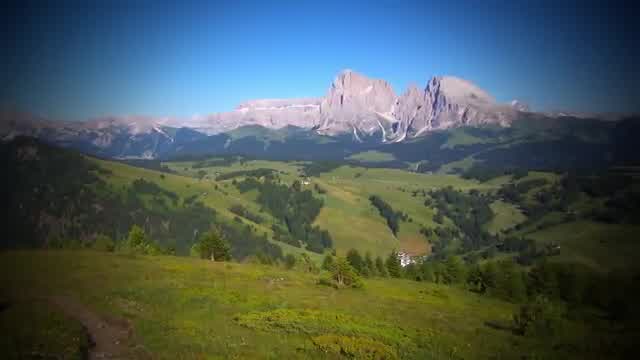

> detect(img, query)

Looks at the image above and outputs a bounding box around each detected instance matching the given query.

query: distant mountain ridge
[0,69,630,159]
[185,69,526,142]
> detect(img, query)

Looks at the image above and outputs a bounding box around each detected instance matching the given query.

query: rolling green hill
[6,136,639,273]
[3,136,640,359]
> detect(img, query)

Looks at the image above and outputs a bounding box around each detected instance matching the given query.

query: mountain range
[0,70,633,161]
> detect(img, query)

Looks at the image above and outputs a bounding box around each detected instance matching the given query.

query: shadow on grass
[484,320,516,333]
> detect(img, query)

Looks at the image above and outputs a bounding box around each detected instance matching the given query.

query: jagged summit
[1,69,535,157]
[510,100,530,112]
[431,76,496,105]
[316,70,396,138]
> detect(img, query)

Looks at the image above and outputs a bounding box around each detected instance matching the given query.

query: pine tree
[493,260,526,302]
[198,228,231,261]
[127,225,147,249]
[346,249,364,275]
[364,252,376,277]
[375,256,388,277]
[322,254,336,271]
[443,256,467,284]
[331,257,362,288]
[466,264,487,293]
[124,225,156,254]
[420,261,436,282]
[386,251,402,278]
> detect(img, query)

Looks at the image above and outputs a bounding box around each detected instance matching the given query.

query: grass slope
[0,251,597,359]
[93,158,318,260]
[347,150,397,162]
[486,200,526,234]
[164,159,514,257]
[314,166,494,256]
[526,220,640,272]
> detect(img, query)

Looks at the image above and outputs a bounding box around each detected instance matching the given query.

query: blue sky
[2,0,637,120]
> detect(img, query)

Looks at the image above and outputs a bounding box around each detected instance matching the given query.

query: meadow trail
[48,295,133,359]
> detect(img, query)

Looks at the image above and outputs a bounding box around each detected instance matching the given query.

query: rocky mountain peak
[389,76,516,141]
[323,70,396,112]
[2,70,529,156]
[427,76,496,106]
[510,100,530,112]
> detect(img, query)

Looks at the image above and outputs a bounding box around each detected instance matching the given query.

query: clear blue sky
[2,0,637,120]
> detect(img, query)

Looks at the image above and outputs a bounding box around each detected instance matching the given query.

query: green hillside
[6,137,639,274]
[1,250,630,359]
[3,137,640,359]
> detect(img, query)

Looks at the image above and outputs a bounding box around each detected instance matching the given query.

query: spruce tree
[375,256,388,277]
[386,251,402,278]
[364,252,376,277]
[198,228,231,261]
[346,249,364,275]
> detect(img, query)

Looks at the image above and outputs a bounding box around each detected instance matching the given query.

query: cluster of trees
[131,178,179,204]
[219,220,284,261]
[462,165,529,182]
[228,204,264,224]
[498,178,549,203]
[216,168,276,181]
[2,137,290,261]
[300,161,342,177]
[119,225,176,255]
[47,225,176,255]
[497,177,581,234]
[594,190,640,224]
[369,196,407,236]
[319,249,406,289]
[497,236,560,265]
[425,187,496,253]
[420,227,459,256]
[321,249,408,282]
[392,252,640,328]
[562,172,640,224]
[318,257,363,289]
[234,178,333,253]
[497,172,639,233]
[191,156,240,168]
[121,159,176,174]
[497,171,639,233]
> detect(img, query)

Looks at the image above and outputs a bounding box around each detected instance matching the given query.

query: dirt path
[49,295,132,359]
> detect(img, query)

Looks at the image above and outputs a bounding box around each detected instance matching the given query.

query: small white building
[398,252,416,267]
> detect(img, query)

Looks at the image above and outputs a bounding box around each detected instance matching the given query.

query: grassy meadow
[0,250,608,359]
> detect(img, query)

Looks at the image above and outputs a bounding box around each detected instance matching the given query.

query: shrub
[322,254,335,271]
[121,225,161,255]
[92,234,115,252]
[284,254,297,269]
[312,334,398,360]
[513,296,564,337]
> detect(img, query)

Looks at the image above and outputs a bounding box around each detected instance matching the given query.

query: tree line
[369,195,407,236]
